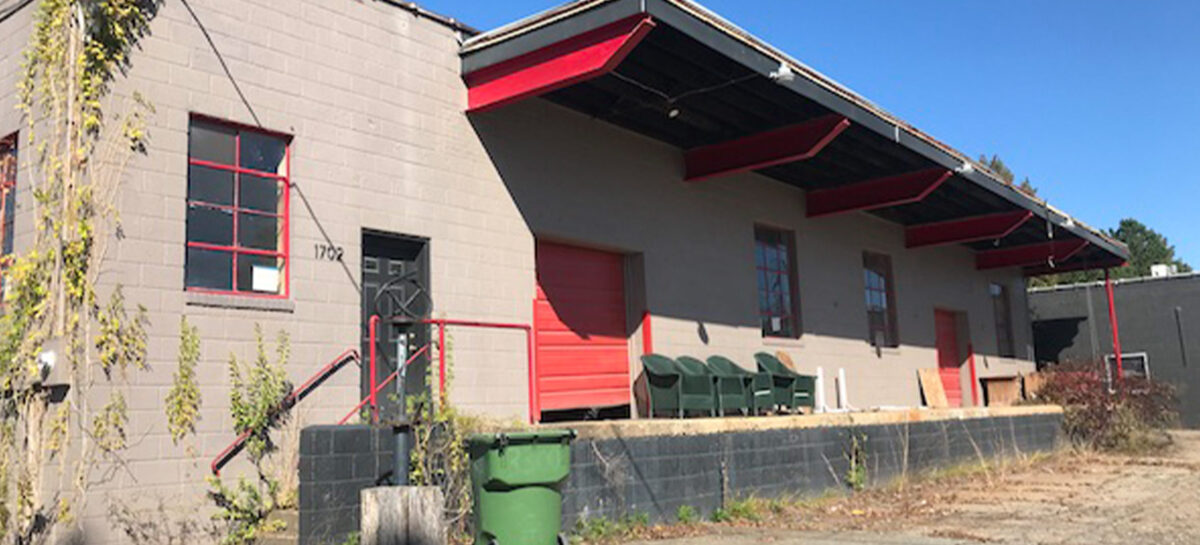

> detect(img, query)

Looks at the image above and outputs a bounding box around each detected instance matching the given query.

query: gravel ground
[620,431,1200,545]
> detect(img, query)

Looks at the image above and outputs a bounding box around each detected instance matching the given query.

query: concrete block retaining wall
[299,425,398,545]
[562,407,1063,525]
[297,407,1063,543]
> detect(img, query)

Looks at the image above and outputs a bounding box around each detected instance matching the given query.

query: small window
[863,252,898,348]
[0,132,16,259]
[990,283,1015,357]
[755,226,800,338]
[186,118,289,296]
[1104,352,1150,380]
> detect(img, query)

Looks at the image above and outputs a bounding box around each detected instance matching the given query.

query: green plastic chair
[754,352,817,413]
[639,354,683,418]
[703,356,761,415]
[676,356,719,417]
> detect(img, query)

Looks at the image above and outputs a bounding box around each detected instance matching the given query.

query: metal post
[1104,270,1124,384]
[526,324,538,424]
[369,315,380,423]
[1176,307,1189,368]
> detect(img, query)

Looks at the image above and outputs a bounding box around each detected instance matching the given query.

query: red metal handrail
[339,343,430,425]
[409,318,536,422]
[210,348,359,475]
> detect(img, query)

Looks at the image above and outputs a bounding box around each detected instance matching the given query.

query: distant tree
[1108,218,1192,279]
[1017,177,1038,197]
[978,154,1015,184]
[1030,218,1192,287]
[978,154,1038,197]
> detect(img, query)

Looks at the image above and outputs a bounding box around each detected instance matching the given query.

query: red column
[1105,269,1124,384]
[967,342,980,407]
[641,310,654,355]
[368,315,380,423]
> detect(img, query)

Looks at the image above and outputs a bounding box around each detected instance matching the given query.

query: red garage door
[534,241,630,413]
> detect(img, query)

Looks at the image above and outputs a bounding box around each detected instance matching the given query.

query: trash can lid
[468,428,576,447]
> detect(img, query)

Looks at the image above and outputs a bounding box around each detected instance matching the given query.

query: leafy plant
[845,433,868,491]
[208,327,292,545]
[675,504,698,524]
[408,330,479,543]
[165,316,202,446]
[573,513,649,542]
[725,497,762,522]
[1039,361,1178,452]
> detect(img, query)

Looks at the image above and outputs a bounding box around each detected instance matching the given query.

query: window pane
[186,205,233,245]
[766,246,780,271]
[240,174,282,213]
[188,164,234,206]
[189,121,235,165]
[755,243,765,268]
[237,254,284,293]
[186,247,233,290]
[238,212,279,251]
[239,131,287,174]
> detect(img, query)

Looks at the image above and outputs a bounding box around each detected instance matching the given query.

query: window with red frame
[863,251,899,348]
[0,132,16,261]
[755,226,800,338]
[186,118,289,296]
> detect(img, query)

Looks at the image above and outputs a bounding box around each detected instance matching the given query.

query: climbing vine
[165,316,201,447]
[207,326,291,545]
[1,1,160,543]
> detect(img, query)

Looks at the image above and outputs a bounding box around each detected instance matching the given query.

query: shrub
[1038,361,1178,452]
[675,504,698,524]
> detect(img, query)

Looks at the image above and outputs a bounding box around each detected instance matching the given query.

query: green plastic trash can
[468,429,576,545]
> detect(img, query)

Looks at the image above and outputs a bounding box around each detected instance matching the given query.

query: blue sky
[424,0,1200,265]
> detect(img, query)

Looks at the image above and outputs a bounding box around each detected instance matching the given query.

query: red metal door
[534,241,630,413]
[934,309,963,407]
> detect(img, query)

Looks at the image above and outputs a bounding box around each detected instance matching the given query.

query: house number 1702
[314,243,344,261]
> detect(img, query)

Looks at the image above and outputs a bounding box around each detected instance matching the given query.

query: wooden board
[981,376,1022,407]
[1023,372,1046,400]
[775,351,798,371]
[918,368,949,409]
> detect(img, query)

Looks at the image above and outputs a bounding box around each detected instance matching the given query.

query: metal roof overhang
[459,0,1130,275]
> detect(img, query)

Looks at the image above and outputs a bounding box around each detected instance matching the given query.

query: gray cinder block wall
[562,412,1062,525]
[298,425,398,545]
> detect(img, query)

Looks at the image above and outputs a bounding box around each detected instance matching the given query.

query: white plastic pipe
[814,366,826,413]
[837,367,850,410]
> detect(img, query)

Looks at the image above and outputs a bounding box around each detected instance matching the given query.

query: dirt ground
[621,431,1200,545]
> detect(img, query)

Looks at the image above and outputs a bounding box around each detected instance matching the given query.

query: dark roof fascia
[461,0,1130,263]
